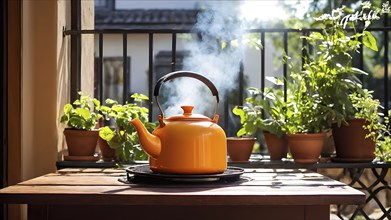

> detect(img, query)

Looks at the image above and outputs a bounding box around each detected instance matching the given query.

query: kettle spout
[129,118,161,158]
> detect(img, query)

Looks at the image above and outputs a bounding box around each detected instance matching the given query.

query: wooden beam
[7,0,22,189]
[7,0,22,219]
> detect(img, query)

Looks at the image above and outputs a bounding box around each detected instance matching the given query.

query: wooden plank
[0,184,364,206]
[18,168,345,187]
[18,174,126,186]
[0,168,365,208]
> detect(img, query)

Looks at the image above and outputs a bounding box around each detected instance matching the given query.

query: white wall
[115,0,199,9]
[94,34,192,96]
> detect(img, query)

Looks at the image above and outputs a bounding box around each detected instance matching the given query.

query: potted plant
[99,93,156,164]
[332,90,383,161]
[60,91,102,160]
[280,65,330,164]
[226,137,256,162]
[227,104,256,162]
[289,2,390,162]
[97,135,116,161]
[232,83,288,161]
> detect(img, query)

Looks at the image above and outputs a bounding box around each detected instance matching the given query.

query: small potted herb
[60,91,102,160]
[332,90,384,161]
[99,93,156,164]
[227,106,256,162]
[233,83,288,161]
[281,68,329,164]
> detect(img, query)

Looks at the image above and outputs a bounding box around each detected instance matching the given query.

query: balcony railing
[63,26,391,136]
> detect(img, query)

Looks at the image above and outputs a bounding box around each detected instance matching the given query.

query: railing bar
[171,33,177,72]
[249,27,391,32]
[384,13,389,117]
[283,32,288,102]
[301,31,307,70]
[123,33,128,103]
[63,27,391,35]
[98,33,103,104]
[70,0,81,103]
[260,32,266,119]
[261,32,265,95]
[148,33,154,122]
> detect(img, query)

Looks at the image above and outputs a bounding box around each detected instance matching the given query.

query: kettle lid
[166,106,211,122]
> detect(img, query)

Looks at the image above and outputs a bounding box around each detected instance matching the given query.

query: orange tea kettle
[130,71,227,174]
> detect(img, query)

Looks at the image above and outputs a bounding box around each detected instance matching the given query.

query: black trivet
[121,165,244,184]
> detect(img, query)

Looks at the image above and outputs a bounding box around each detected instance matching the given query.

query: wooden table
[0,167,364,220]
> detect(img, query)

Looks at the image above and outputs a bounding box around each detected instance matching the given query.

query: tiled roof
[95,9,200,30]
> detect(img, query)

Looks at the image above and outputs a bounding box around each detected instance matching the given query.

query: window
[95,56,131,103]
[94,0,114,11]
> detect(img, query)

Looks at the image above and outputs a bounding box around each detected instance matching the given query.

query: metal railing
[63,25,391,133]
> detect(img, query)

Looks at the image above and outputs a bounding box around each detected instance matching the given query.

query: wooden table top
[0,167,364,206]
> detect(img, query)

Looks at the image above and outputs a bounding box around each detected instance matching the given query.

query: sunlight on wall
[240,0,313,22]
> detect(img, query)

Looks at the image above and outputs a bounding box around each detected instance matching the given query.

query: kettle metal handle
[154,71,220,120]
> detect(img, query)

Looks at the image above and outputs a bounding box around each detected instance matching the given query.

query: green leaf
[100,105,111,113]
[236,128,247,137]
[63,103,73,114]
[105,99,118,105]
[99,126,115,141]
[362,31,378,51]
[308,32,323,40]
[351,67,369,76]
[93,99,101,108]
[232,106,244,116]
[75,108,91,120]
[60,115,69,123]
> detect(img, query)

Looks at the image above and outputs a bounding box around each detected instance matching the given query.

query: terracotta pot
[263,132,288,160]
[227,137,256,162]
[286,133,326,164]
[332,119,375,160]
[63,129,98,156]
[98,136,116,161]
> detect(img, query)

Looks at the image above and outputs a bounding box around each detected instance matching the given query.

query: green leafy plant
[302,1,390,127]
[99,93,156,163]
[349,91,391,162]
[281,2,390,133]
[60,91,102,130]
[376,111,391,162]
[350,89,382,133]
[282,68,331,134]
[233,81,286,138]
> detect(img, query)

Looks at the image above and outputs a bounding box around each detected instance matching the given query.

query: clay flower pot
[332,119,375,161]
[63,129,99,156]
[286,132,326,164]
[263,132,288,160]
[227,137,256,162]
[98,136,116,161]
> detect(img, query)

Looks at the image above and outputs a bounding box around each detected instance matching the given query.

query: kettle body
[130,71,227,174]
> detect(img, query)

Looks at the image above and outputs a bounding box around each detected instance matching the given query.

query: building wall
[6,0,89,219]
[94,34,190,96]
[22,0,58,183]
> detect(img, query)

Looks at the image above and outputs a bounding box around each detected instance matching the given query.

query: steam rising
[162,1,247,117]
